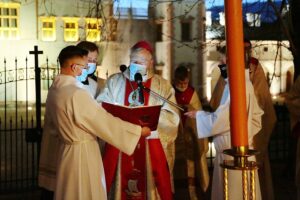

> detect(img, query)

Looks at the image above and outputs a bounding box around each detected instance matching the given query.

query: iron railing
[0,51,59,193]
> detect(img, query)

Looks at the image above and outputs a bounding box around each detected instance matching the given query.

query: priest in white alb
[38,45,151,200]
[185,47,263,200]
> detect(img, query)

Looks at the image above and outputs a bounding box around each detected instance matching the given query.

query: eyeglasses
[88,58,97,63]
[72,63,89,70]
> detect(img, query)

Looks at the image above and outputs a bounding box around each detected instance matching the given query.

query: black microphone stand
[132,72,184,111]
[141,85,185,111]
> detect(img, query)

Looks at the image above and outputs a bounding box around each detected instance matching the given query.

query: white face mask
[129,62,148,82]
[87,63,97,75]
[176,86,188,92]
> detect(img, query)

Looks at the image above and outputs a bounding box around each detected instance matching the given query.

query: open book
[102,102,162,131]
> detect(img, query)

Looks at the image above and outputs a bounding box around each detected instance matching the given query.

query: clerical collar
[82,78,89,85]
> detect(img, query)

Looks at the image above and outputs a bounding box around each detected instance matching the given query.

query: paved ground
[0,162,297,200]
[272,163,297,200]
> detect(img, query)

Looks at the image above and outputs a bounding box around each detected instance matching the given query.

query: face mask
[87,63,97,75]
[176,86,188,92]
[129,62,148,82]
[76,68,88,82]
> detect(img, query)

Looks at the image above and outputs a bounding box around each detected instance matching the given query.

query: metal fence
[269,104,293,162]
[0,47,59,193]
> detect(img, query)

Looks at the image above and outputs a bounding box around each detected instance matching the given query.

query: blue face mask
[129,62,147,82]
[87,63,97,75]
[76,68,88,82]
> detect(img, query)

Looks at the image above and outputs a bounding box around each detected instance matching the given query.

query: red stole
[175,86,194,125]
[103,78,173,200]
[250,57,258,66]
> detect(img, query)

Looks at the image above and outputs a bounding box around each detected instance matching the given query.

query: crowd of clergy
[37,39,300,200]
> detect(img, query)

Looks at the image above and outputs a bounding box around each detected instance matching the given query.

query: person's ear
[71,64,76,72]
[149,58,154,67]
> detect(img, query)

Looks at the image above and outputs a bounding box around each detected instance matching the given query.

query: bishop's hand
[184,110,198,119]
[141,126,151,137]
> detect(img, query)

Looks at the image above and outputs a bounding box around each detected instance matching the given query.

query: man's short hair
[58,46,88,67]
[76,41,99,53]
[174,65,190,81]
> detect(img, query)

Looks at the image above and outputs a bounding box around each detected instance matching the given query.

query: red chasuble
[174,85,194,125]
[103,78,173,200]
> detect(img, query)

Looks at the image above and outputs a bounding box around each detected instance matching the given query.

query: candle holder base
[221,146,259,200]
[222,147,259,170]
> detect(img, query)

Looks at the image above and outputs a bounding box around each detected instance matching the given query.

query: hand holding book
[141,127,151,137]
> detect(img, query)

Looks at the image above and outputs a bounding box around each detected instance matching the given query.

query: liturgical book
[102,102,161,131]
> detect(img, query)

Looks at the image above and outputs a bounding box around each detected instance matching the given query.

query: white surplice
[196,70,263,200]
[82,76,105,99]
[210,61,276,200]
[97,70,180,199]
[39,74,142,200]
[249,61,276,200]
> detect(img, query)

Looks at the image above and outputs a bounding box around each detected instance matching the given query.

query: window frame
[180,20,192,42]
[40,16,56,41]
[85,18,101,42]
[62,17,79,42]
[0,2,20,40]
[155,20,163,42]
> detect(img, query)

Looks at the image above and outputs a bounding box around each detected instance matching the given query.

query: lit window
[85,18,101,42]
[246,13,261,27]
[0,3,20,40]
[113,0,149,19]
[63,17,79,42]
[40,16,56,41]
[206,11,212,26]
[219,12,225,26]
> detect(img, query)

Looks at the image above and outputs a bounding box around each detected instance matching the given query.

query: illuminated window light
[0,2,20,40]
[246,13,261,27]
[206,76,212,101]
[219,12,225,26]
[40,16,56,41]
[206,11,212,26]
[62,17,79,42]
[207,141,216,158]
[85,18,101,42]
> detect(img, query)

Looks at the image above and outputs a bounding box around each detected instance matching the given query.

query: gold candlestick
[221,146,258,200]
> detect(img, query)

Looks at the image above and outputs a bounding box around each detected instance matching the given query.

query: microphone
[134,73,143,85]
[134,73,184,111]
[134,73,144,104]
[120,65,128,73]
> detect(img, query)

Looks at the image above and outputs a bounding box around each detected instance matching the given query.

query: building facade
[0,0,294,102]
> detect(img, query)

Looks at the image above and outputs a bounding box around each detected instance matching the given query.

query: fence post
[29,46,43,157]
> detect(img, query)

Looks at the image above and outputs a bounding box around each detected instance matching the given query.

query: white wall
[1,0,294,103]
[153,0,202,85]
[205,40,294,100]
